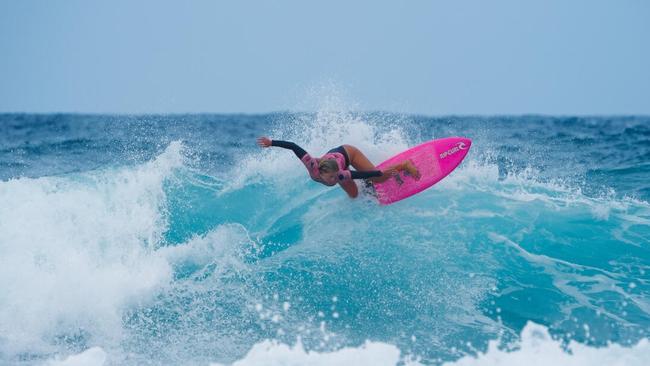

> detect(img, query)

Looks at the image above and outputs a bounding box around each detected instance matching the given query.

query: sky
[1,0,649,115]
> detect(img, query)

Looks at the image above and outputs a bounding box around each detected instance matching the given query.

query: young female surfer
[257,137,420,198]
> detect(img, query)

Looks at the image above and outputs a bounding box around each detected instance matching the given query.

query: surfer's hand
[257,137,272,148]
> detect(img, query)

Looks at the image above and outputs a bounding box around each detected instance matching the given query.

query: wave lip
[0,142,185,358]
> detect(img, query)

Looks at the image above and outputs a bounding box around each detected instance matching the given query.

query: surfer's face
[319,171,336,182]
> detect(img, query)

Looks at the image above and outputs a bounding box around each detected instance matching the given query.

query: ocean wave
[1,111,649,365]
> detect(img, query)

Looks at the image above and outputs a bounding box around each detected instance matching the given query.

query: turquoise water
[0,112,648,365]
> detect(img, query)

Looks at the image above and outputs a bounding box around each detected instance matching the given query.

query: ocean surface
[0,111,649,365]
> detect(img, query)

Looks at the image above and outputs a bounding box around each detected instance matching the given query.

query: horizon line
[1,110,649,119]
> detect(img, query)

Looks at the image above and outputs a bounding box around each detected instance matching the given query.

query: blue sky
[1,0,648,115]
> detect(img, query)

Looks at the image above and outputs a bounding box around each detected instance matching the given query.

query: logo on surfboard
[439,142,467,159]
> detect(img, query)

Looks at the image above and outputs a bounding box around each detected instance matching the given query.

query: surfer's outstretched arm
[257,137,307,159]
[270,140,307,159]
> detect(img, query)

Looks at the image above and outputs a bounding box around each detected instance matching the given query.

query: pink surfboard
[373,137,472,205]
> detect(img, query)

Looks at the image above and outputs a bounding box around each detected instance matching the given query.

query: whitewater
[0,110,648,365]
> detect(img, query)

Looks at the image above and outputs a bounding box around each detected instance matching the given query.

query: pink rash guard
[300,152,352,186]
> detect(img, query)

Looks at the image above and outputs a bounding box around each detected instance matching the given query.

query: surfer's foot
[401,161,420,180]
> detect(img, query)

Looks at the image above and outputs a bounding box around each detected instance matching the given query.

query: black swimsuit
[327,145,351,167]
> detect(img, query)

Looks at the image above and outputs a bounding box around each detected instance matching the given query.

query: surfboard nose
[435,137,471,172]
[437,137,471,156]
[459,137,472,152]
[455,137,472,147]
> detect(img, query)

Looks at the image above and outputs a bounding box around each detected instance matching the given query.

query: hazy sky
[1,0,649,115]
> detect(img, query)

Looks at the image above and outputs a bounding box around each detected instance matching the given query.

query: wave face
[0,111,649,365]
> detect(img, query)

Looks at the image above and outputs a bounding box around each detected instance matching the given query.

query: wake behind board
[373,137,472,205]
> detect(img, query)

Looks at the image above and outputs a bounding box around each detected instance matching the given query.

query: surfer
[257,137,420,198]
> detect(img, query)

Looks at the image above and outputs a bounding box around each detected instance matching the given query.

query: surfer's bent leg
[343,145,376,170]
[343,145,395,183]
[344,145,420,182]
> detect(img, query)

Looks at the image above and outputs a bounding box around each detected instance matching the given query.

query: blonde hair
[318,159,338,173]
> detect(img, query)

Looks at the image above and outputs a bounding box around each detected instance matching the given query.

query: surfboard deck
[373,137,472,205]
